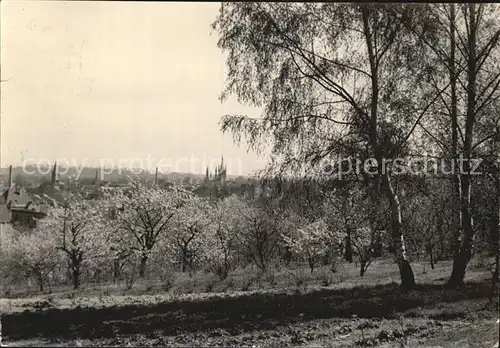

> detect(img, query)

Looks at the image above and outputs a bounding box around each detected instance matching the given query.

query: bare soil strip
[2,280,498,347]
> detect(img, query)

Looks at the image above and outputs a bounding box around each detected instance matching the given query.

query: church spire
[7,165,12,187]
[95,169,99,186]
[51,162,58,186]
[220,155,226,182]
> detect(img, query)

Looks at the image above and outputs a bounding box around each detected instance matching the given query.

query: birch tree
[401,4,500,286]
[213,3,444,290]
[416,4,500,287]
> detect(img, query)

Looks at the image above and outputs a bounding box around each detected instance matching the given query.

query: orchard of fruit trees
[0,179,355,291]
[0,169,497,294]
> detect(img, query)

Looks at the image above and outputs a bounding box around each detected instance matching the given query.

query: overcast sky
[1,1,264,176]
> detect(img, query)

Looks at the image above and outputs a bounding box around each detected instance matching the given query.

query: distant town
[0,156,257,229]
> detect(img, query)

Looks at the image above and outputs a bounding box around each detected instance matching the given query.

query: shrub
[158,267,176,292]
[317,267,334,286]
[204,275,218,292]
[291,268,309,288]
[264,270,277,287]
[283,219,342,274]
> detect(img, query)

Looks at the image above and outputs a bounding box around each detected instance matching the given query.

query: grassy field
[1,257,498,347]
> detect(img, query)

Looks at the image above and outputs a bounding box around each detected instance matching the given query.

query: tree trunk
[491,171,499,301]
[449,3,463,260]
[448,249,469,288]
[181,249,188,273]
[360,262,366,277]
[70,251,82,290]
[72,267,80,290]
[435,214,446,260]
[66,264,72,286]
[113,259,120,282]
[283,246,292,265]
[36,270,44,292]
[448,173,475,287]
[492,240,499,302]
[139,254,148,278]
[345,230,353,263]
[491,171,500,255]
[309,258,315,274]
[383,173,416,291]
[426,239,435,270]
[259,248,266,273]
[429,244,435,270]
